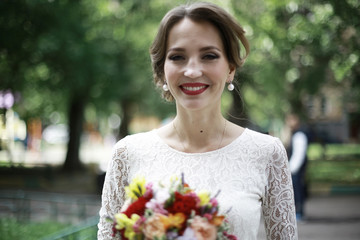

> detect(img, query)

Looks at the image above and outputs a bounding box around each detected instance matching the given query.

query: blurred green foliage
[307,143,360,186]
[308,143,360,160]
[230,0,359,127]
[307,160,360,185]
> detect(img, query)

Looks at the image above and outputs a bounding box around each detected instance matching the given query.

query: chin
[178,100,214,111]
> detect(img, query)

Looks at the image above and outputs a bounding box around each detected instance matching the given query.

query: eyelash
[203,54,219,60]
[168,53,219,61]
[168,55,184,61]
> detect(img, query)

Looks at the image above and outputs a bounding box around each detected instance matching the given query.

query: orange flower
[210,215,225,226]
[191,216,217,240]
[183,183,193,194]
[143,213,166,239]
[160,213,186,229]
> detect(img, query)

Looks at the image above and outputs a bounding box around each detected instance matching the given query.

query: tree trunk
[118,100,131,140]
[63,93,86,172]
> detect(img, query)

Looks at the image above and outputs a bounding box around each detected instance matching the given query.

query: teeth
[182,86,206,91]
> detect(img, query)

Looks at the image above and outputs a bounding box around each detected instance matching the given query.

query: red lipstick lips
[180,83,209,95]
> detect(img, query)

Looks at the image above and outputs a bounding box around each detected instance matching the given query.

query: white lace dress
[97,128,298,239]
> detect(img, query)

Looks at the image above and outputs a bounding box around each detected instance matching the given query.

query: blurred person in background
[286,113,309,221]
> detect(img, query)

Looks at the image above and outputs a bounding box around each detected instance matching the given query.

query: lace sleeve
[263,138,298,240]
[97,140,130,239]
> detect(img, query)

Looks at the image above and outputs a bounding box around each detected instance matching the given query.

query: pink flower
[143,213,166,240]
[133,216,146,233]
[144,183,153,198]
[190,216,217,240]
[203,213,213,221]
[210,198,218,207]
[155,188,171,204]
[145,199,168,215]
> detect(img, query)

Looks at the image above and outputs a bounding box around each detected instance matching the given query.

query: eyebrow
[167,46,222,53]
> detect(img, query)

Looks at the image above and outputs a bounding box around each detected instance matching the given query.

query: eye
[202,53,219,60]
[168,55,185,61]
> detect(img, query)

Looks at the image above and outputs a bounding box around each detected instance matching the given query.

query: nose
[184,59,202,78]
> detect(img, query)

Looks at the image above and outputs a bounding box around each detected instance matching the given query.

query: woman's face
[164,18,235,111]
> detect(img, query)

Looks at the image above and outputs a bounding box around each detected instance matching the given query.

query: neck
[172,109,227,152]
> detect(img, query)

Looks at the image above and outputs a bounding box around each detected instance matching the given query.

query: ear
[227,65,236,83]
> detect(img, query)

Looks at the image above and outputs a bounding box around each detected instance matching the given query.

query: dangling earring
[162,83,169,91]
[227,82,234,91]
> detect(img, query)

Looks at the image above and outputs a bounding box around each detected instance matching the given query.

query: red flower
[224,232,238,240]
[123,192,153,217]
[112,223,126,239]
[167,192,198,217]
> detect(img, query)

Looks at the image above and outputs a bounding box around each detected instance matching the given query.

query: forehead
[166,18,224,51]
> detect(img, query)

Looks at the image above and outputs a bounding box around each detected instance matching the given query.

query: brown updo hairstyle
[150,2,250,101]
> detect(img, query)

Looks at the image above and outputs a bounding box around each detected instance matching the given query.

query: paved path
[258,194,360,239]
[297,195,360,240]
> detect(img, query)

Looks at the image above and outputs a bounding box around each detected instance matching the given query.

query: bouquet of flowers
[108,174,237,240]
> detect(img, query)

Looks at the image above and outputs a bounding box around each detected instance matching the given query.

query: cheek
[164,63,178,80]
[212,69,228,84]
[208,62,230,80]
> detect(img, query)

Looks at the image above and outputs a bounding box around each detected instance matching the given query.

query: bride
[98,2,298,239]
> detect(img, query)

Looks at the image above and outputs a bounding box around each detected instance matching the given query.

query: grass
[0,217,98,240]
[0,218,70,240]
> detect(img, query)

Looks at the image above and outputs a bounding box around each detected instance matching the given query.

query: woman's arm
[263,138,298,240]
[97,141,130,239]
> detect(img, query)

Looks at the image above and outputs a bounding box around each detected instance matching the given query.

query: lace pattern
[97,128,298,239]
[97,144,130,239]
[262,138,298,239]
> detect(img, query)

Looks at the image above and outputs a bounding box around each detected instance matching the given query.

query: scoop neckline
[152,127,249,156]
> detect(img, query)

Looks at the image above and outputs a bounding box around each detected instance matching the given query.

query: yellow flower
[160,213,186,229]
[169,175,179,183]
[197,190,210,206]
[124,214,141,240]
[125,176,146,200]
[114,213,130,230]
[168,175,180,189]
[114,213,140,240]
